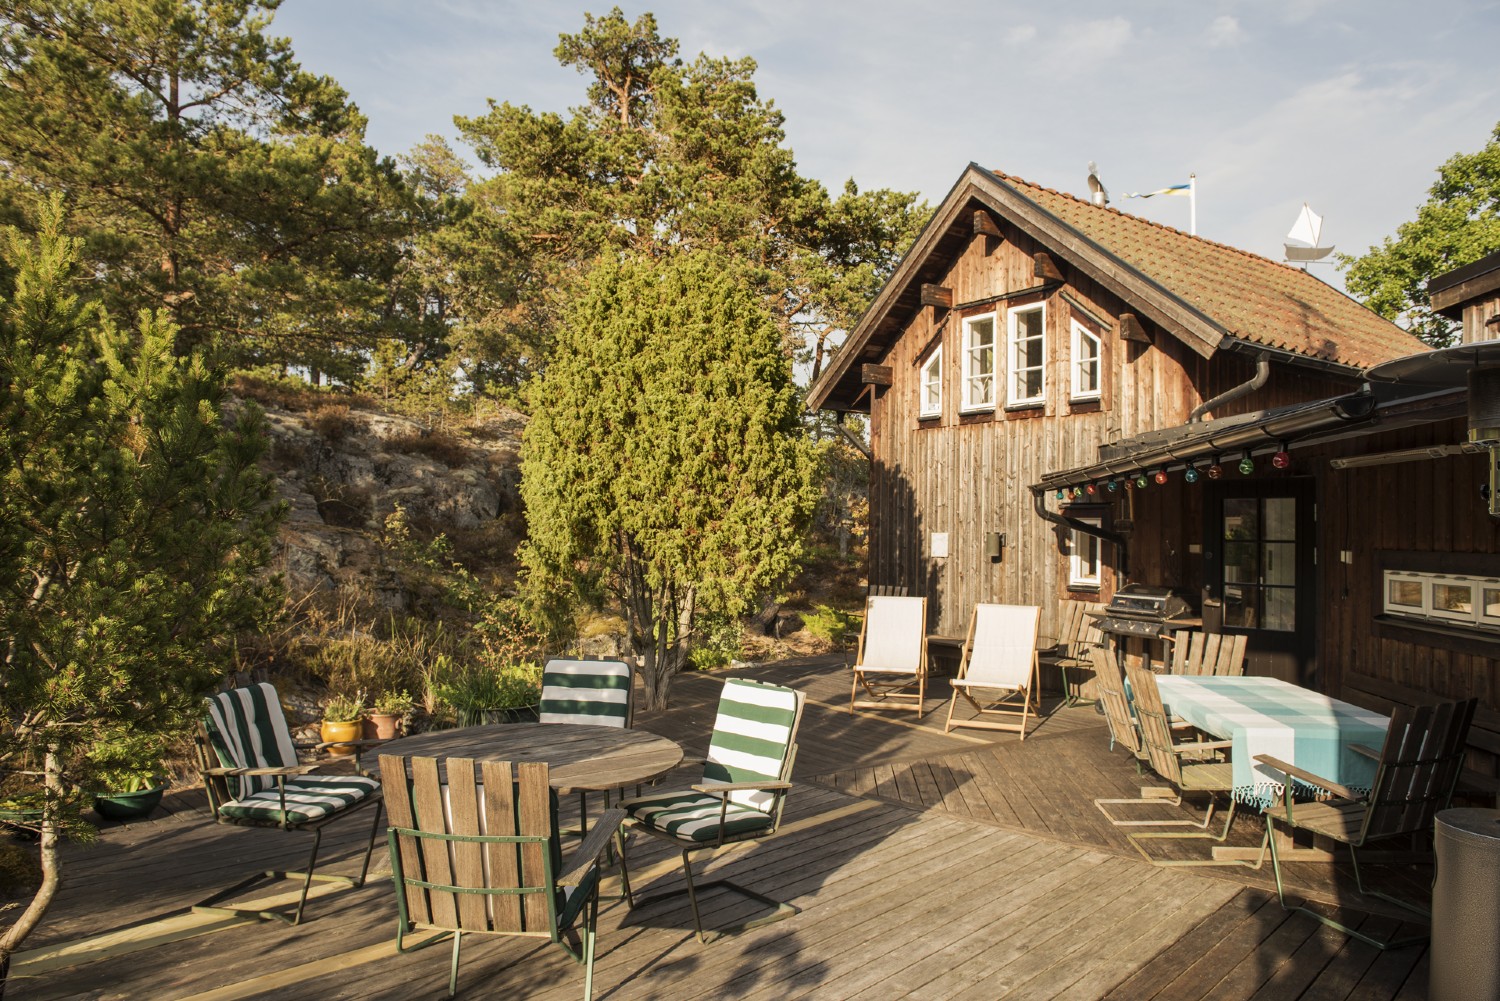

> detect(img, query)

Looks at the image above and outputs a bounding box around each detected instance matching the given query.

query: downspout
[1030,485,1131,582]
[1189,353,1270,423]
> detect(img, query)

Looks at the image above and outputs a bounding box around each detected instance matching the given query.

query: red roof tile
[993,172,1426,370]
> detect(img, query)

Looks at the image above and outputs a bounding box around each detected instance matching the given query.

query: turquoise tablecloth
[1155,676,1390,807]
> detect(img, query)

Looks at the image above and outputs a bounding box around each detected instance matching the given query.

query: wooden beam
[861,363,893,387]
[1119,312,1151,344]
[920,284,953,309]
[1033,252,1064,284]
[972,211,1002,240]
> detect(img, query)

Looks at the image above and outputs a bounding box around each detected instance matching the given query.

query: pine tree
[0,200,282,986]
[519,251,818,711]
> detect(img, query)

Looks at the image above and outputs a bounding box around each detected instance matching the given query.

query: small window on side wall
[1070,320,1101,402]
[1069,517,1103,590]
[962,313,996,412]
[919,346,942,418]
[1008,303,1046,407]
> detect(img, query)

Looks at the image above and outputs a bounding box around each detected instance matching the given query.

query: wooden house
[1037,248,1500,782]
[807,164,1424,649]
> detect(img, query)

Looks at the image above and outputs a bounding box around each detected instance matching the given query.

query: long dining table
[1154,675,1392,861]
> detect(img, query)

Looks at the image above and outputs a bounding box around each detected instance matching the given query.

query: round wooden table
[375,723,683,795]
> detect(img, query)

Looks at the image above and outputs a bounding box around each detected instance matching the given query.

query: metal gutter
[1029,485,1131,581]
[1189,353,1269,422]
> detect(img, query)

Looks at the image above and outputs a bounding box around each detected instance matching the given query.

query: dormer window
[919,346,942,418]
[961,313,996,412]
[1008,303,1046,407]
[1071,320,1101,402]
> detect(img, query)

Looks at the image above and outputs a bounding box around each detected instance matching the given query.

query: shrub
[803,604,860,647]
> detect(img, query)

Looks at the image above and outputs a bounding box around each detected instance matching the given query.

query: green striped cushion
[538,659,631,727]
[623,790,774,843]
[219,774,378,825]
[702,679,799,812]
[206,684,299,801]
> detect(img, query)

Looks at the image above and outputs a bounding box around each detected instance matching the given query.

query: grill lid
[1104,584,1193,621]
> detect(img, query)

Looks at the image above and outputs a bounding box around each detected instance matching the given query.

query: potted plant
[364,690,413,741]
[321,690,366,756]
[88,733,169,821]
[437,664,541,726]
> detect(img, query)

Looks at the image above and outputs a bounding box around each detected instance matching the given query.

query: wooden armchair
[1256,698,1476,950]
[380,755,621,998]
[1038,601,1105,705]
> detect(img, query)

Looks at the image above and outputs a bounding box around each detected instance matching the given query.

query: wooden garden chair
[615,678,804,943]
[1038,600,1106,705]
[943,603,1042,738]
[1113,662,1263,867]
[1167,630,1248,677]
[380,755,621,999]
[193,683,385,925]
[1256,698,1476,950]
[540,658,633,835]
[1092,647,1194,824]
[849,595,928,714]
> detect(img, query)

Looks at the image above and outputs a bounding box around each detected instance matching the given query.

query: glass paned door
[1204,480,1316,686]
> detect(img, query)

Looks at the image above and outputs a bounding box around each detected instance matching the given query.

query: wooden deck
[4,657,1435,1000]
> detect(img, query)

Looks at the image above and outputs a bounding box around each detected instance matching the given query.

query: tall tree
[1342,120,1500,347]
[0,0,411,376]
[452,8,926,384]
[519,251,818,711]
[0,200,282,988]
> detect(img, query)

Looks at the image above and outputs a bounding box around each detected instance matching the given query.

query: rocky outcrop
[250,398,526,605]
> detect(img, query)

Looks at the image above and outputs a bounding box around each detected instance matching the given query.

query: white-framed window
[961,313,996,412]
[1008,302,1046,406]
[1070,320,1101,402]
[1069,517,1103,590]
[919,346,942,418]
[1382,570,1500,629]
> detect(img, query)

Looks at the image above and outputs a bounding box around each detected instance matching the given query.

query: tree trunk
[0,745,64,997]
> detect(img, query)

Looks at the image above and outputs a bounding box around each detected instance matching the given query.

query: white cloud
[1206,15,1244,48]
[1056,17,1134,63]
[1006,24,1038,46]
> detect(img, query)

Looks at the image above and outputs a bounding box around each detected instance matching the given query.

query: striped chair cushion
[538,659,631,727]
[219,774,379,825]
[623,790,775,843]
[206,683,299,800]
[702,679,799,812]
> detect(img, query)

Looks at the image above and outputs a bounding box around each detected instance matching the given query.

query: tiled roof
[991,171,1427,370]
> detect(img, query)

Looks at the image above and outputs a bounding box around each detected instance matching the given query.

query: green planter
[92,784,167,821]
[478,706,539,725]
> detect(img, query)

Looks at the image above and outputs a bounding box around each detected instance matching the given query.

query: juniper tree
[0,202,281,988]
[519,251,817,711]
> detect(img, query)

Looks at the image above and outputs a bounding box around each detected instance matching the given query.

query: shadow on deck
[4,656,1432,1000]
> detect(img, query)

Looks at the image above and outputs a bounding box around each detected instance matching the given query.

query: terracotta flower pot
[321,719,361,756]
[363,712,403,741]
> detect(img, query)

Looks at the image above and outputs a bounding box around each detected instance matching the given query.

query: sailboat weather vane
[1284,203,1334,269]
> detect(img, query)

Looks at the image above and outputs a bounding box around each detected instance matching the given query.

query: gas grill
[1090,585,1196,639]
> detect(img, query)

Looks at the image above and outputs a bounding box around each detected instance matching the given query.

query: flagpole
[1189,173,1197,236]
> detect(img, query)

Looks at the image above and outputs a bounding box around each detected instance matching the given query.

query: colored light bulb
[1238,455,1255,475]
[1135,474,1149,489]
[1184,466,1200,484]
[1085,482,1097,495]
[1055,489,1065,500]
[1271,451,1291,470]
[1073,486,1084,498]
[1107,478,1119,492]
[1153,469,1169,485]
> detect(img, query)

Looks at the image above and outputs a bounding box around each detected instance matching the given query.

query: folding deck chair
[849,595,928,714]
[943,603,1042,738]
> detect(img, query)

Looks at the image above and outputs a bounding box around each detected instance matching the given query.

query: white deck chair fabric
[945,603,1042,737]
[850,595,928,713]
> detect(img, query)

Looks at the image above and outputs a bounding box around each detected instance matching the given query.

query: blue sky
[274,1,1499,293]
